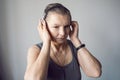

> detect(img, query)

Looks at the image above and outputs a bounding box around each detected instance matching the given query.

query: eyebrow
[65,24,70,26]
[53,24,70,27]
[53,24,60,26]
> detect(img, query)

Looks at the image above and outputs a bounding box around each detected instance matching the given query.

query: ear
[70,21,73,30]
[69,24,73,36]
[70,25,73,31]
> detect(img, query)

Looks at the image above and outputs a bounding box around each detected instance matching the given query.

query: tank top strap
[36,42,43,49]
[67,40,79,65]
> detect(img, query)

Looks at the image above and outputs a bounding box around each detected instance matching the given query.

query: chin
[53,38,67,44]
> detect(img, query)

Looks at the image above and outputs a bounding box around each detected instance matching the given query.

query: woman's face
[46,12,71,44]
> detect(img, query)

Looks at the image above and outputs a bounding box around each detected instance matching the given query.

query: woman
[24,3,102,80]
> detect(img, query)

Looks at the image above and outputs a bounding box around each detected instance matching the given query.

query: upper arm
[26,45,41,70]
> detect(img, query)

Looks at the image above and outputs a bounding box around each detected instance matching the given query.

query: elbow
[92,70,102,78]
[24,74,39,80]
[24,71,44,80]
[24,72,29,80]
[87,69,102,78]
[24,72,33,80]
[24,72,37,80]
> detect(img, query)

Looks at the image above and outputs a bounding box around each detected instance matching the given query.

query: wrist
[76,44,85,51]
[72,39,82,47]
[43,40,51,46]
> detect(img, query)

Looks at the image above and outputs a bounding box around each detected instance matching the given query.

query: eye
[53,26,59,29]
[64,25,70,29]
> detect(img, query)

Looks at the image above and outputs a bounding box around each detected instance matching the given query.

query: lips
[56,38,66,41]
[57,38,65,40]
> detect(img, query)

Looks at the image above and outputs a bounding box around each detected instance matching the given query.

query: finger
[38,19,42,31]
[71,21,75,31]
[71,21,79,37]
[72,21,79,31]
[42,20,46,27]
[72,21,78,28]
[41,19,47,30]
[69,27,73,35]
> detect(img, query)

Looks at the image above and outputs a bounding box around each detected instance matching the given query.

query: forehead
[46,12,71,25]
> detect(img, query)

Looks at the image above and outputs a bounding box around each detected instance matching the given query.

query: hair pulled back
[43,3,72,21]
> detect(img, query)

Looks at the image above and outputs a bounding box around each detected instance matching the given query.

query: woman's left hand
[69,21,81,47]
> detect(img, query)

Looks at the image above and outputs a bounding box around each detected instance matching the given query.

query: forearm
[72,39,101,77]
[70,21,101,77]
[77,47,102,77]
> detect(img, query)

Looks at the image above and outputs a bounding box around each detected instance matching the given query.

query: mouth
[52,38,67,44]
[56,38,66,41]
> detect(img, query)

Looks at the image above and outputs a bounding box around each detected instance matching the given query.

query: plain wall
[0,0,120,80]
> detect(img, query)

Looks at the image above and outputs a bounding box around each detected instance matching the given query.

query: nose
[59,27,65,37]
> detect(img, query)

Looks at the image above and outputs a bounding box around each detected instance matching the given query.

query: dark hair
[43,3,72,21]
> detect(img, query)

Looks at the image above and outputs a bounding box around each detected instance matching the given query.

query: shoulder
[27,42,43,57]
[27,42,42,59]
[28,45,40,54]
[27,45,40,60]
[26,43,43,70]
[25,45,41,69]
[28,42,43,54]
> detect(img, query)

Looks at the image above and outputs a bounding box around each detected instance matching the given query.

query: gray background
[0,0,120,80]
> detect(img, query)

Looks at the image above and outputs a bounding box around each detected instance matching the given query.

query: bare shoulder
[26,45,41,68]
[28,45,41,56]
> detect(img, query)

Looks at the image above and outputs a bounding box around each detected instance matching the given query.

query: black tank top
[36,40,81,80]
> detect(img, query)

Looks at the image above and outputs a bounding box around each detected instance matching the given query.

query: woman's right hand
[37,19,51,43]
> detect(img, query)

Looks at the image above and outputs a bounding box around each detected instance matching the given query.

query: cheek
[48,28,58,37]
[66,28,70,35]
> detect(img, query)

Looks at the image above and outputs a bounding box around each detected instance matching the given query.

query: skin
[24,12,102,80]
[46,12,71,45]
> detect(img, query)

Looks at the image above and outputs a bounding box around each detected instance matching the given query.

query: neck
[51,41,68,51]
